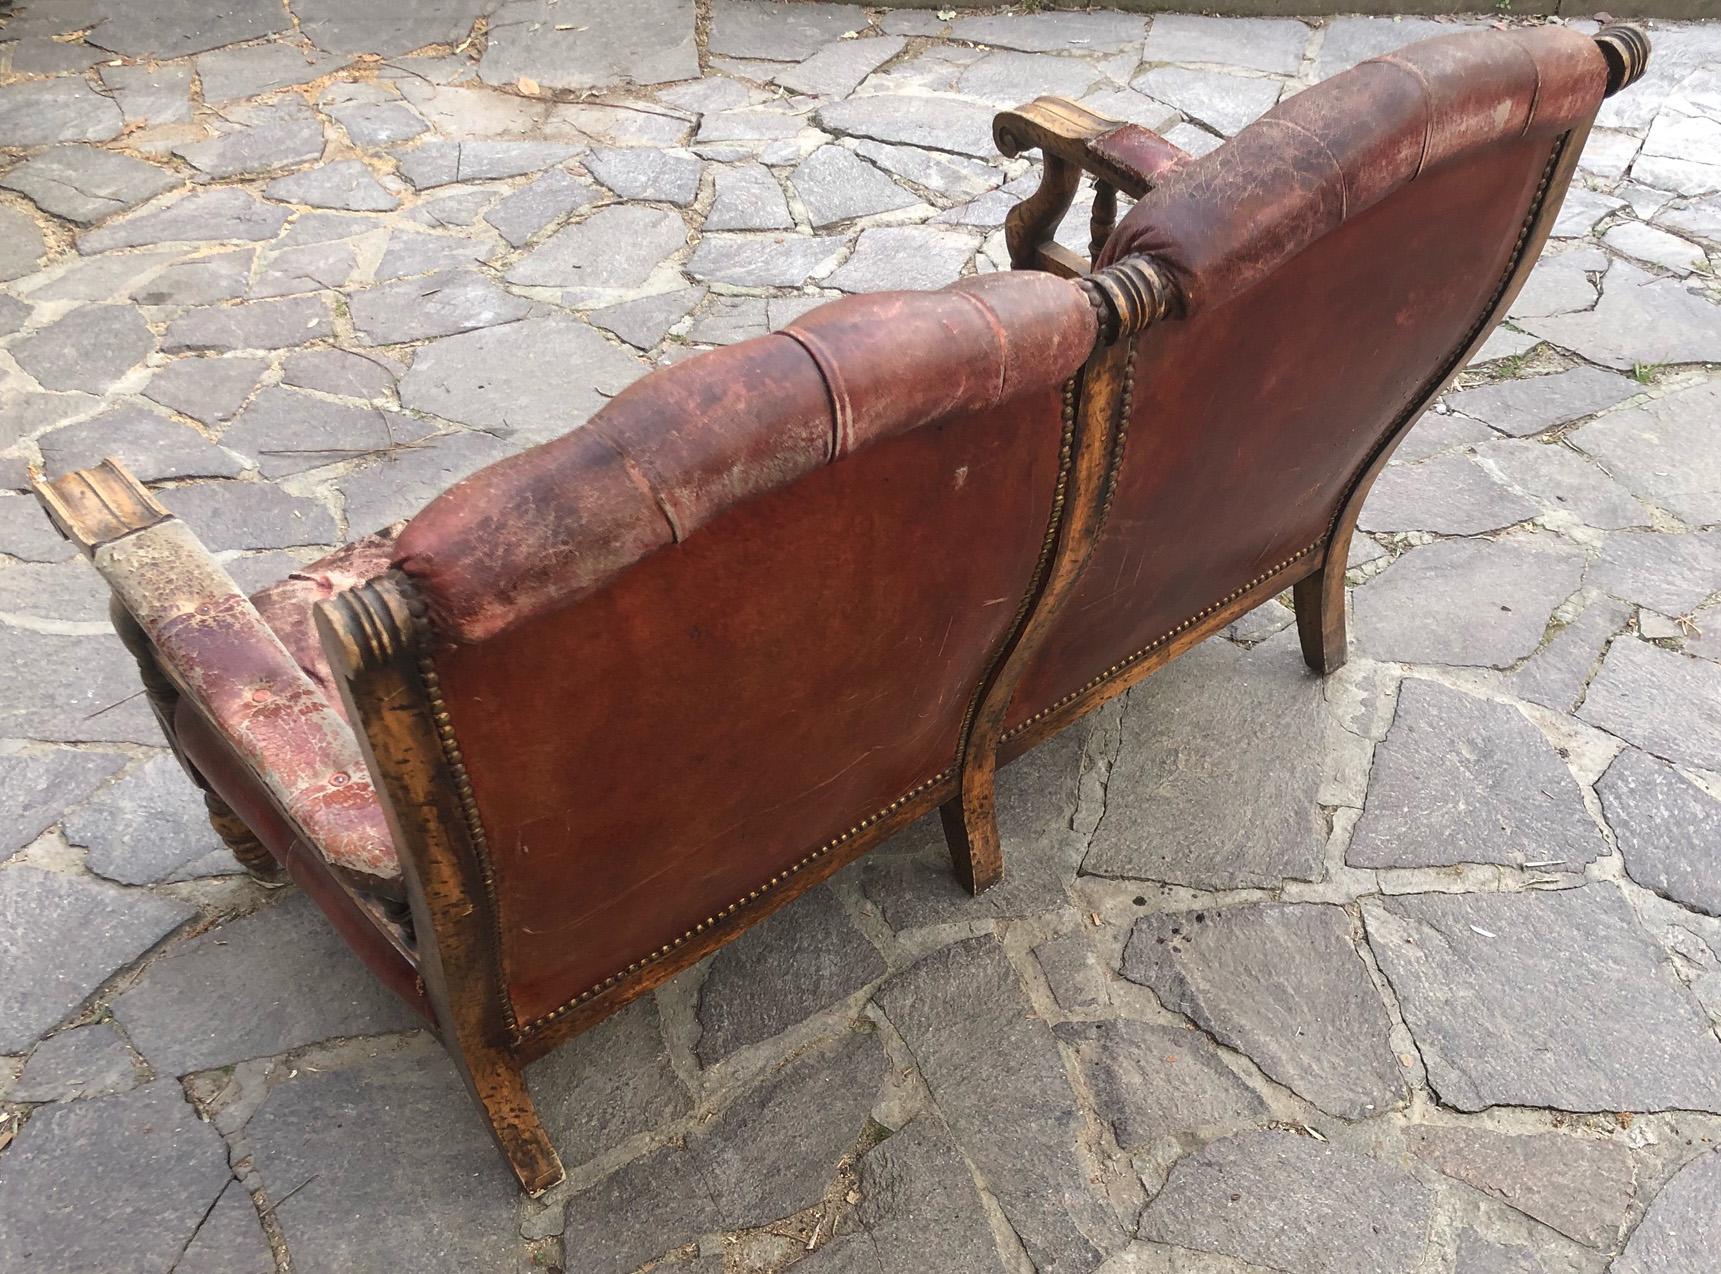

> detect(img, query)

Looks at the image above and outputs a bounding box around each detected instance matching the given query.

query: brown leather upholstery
[1087,124,1189,195]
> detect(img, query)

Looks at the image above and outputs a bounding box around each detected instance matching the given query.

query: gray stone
[0,78,123,147]
[1085,637,1325,889]
[67,753,238,885]
[144,355,267,423]
[176,1181,273,1274]
[484,168,603,247]
[1348,679,1601,872]
[1140,1130,1434,1274]
[113,891,420,1076]
[1144,15,1310,76]
[1315,16,1455,79]
[1601,746,1721,919]
[79,189,290,253]
[696,885,884,1064]
[1446,366,1639,438]
[856,1116,1003,1274]
[0,146,179,225]
[950,10,1145,55]
[161,480,338,551]
[1364,886,1721,1114]
[1591,530,1721,616]
[482,0,698,90]
[406,188,500,230]
[1510,594,1631,715]
[10,1022,140,1102]
[958,50,1104,107]
[38,406,244,483]
[775,35,907,98]
[1454,1232,1561,1274]
[1032,932,1111,1015]
[87,0,290,58]
[1552,189,1625,239]
[588,286,703,349]
[1614,1148,1721,1274]
[165,294,334,352]
[1353,536,1586,668]
[399,314,641,443]
[329,99,429,147]
[132,250,254,307]
[1478,439,1651,531]
[585,147,702,205]
[376,228,494,278]
[395,139,581,189]
[1408,1126,1634,1251]
[706,162,793,231]
[246,1040,521,1271]
[1057,1019,1268,1150]
[0,1080,234,1271]
[691,1029,885,1228]
[1521,262,1721,371]
[13,304,154,394]
[696,106,809,147]
[1581,639,1721,773]
[281,347,400,399]
[526,995,690,1168]
[1225,597,1294,644]
[876,936,1127,1274]
[825,225,976,292]
[0,867,194,1053]
[685,294,768,345]
[228,387,427,479]
[852,140,1001,200]
[265,159,400,211]
[1571,380,1721,526]
[296,0,485,56]
[1604,221,1708,274]
[22,248,193,305]
[1123,903,1404,1120]
[195,43,345,103]
[0,748,126,862]
[507,204,687,294]
[1510,246,1604,319]
[351,268,529,344]
[0,294,28,338]
[800,1233,885,1273]
[0,205,47,281]
[337,429,512,534]
[252,239,359,297]
[0,492,78,563]
[100,63,194,127]
[1133,67,1281,137]
[0,625,160,744]
[791,146,918,227]
[3,36,104,74]
[279,210,390,246]
[563,1143,719,1274]
[686,232,845,287]
[173,114,326,181]
[709,1,868,63]
[1359,453,1539,535]
[0,558,110,623]
[817,93,1001,160]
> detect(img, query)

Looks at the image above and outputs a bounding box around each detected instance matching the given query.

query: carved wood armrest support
[994,96,1191,275]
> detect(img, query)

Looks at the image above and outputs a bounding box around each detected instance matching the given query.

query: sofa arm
[33,460,399,897]
[994,96,1190,276]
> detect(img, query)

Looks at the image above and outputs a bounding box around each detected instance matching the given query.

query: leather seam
[949,287,1012,403]
[779,326,849,461]
[1267,117,1349,222]
[590,423,683,544]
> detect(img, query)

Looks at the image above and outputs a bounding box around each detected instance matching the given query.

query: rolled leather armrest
[33,460,399,898]
[994,96,1191,199]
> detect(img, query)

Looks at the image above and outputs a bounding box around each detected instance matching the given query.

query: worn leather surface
[1089,123,1190,194]
[394,272,1097,644]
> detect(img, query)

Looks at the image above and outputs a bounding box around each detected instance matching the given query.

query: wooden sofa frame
[33,26,1649,1195]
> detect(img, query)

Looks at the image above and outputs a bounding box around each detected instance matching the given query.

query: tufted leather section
[1097,26,1608,315]
[393,270,1097,645]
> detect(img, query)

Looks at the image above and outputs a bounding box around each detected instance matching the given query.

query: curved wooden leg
[203,791,290,886]
[941,766,1003,896]
[1293,558,1348,676]
[456,1044,564,1196]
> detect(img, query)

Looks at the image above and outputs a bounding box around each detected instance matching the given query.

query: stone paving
[0,2,1719,1271]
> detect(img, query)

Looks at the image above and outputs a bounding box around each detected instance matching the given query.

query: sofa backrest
[1004,25,1613,738]
[378,271,1096,1036]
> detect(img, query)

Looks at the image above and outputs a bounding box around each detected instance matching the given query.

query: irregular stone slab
[87,0,290,57]
[526,995,690,1169]
[282,347,400,400]
[1453,1231,1561,1274]
[589,286,703,349]
[113,892,421,1076]
[173,113,326,181]
[1571,380,1721,527]
[1447,366,1639,438]
[563,1143,720,1274]
[1590,530,1721,616]
[706,161,793,231]
[686,232,844,287]
[0,146,179,225]
[399,314,640,442]
[1364,886,1721,1113]
[585,146,701,205]
[176,1180,273,1274]
[394,139,581,189]
[958,50,1104,106]
[329,99,429,147]
[14,303,155,395]
[1085,637,1325,889]
[224,386,427,478]
[691,1029,885,1228]
[1353,536,1585,668]
[826,224,976,292]
[0,492,79,563]
[0,748,126,862]
[852,140,1001,200]
[1360,453,1538,535]
[1142,1130,1433,1273]
[0,558,111,623]
[161,480,338,551]
[350,268,529,344]
[1614,1148,1721,1274]
[264,159,400,211]
[101,63,194,126]
[67,752,237,885]
[1599,746,1721,918]
[1033,932,1111,1015]
[1510,245,1605,319]
[799,1233,883,1273]
[792,146,918,227]
[144,355,267,424]
[1521,262,1721,371]
[296,0,486,56]
[856,1116,1002,1273]
[79,189,289,254]
[132,250,254,307]
[484,168,603,247]
[774,35,907,98]
[951,10,1144,54]
[817,93,1001,160]
[0,867,194,1053]
[1408,1126,1634,1251]
[1057,1019,1267,1151]
[4,36,105,75]
[1510,594,1631,714]
[374,228,493,279]
[406,189,498,231]
[165,295,334,352]
[1477,439,1650,531]
[482,0,698,91]
[196,43,345,103]
[1123,903,1404,1120]
[1604,221,1708,274]
[252,239,360,297]
[696,885,884,1064]
[1133,67,1281,137]
[876,936,1127,1274]
[709,0,868,62]
[1144,15,1310,75]
[0,626,160,745]
[1349,679,1600,872]
[10,1022,141,1102]
[246,1040,521,1271]
[506,204,687,294]
[0,205,48,281]
[0,78,123,147]
[38,406,245,482]
[0,1080,234,1271]
[1580,639,1721,773]
[1315,15,1455,79]
[337,429,512,534]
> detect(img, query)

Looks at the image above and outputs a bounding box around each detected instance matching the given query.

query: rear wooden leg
[203,791,289,886]
[940,760,1004,896]
[1293,560,1348,676]
[455,1044,564,1196]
